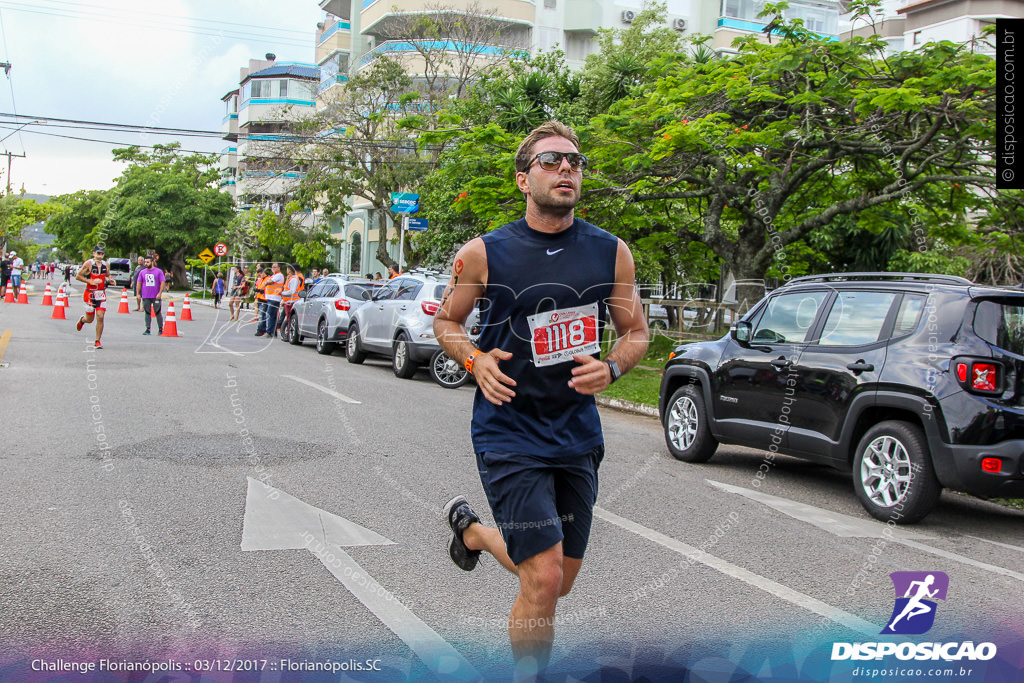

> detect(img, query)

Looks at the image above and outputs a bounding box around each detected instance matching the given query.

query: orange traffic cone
[117,288,130,313]
[16,286,28,304]
[179,293,194,321]
[161,301,180,337]
[50,289,66,320]
[3,282,12,303]
[42,282,53,306]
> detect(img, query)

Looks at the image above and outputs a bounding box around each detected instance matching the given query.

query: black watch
[604,359,622,384]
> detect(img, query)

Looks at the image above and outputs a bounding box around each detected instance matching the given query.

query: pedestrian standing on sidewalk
[0,252,11,299]
[131,256,145,311]
[213,272,225,309]
[256,263,284,338]
[433,121,649,681]
[10,251,24,297]
[136,255,165,335]
[228,267,247,321]
[252,267,269,324]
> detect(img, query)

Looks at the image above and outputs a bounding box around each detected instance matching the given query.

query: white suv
[346,271,454,378]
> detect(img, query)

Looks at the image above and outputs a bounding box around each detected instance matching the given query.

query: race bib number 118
[527,302,601,367]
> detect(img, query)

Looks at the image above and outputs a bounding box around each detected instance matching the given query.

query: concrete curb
[596,395,659,418]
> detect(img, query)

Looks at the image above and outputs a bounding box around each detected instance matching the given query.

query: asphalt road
[1,286,1022,682]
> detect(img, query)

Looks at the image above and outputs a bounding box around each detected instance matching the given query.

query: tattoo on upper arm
[440,274,459,308]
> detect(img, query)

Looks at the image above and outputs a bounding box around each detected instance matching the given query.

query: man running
[433,121,649,679]
[136,254,165,335]
[75,246,116,348]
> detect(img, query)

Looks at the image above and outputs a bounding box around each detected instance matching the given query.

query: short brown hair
[515,121,581,172]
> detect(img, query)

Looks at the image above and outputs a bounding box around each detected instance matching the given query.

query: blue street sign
[407,217,428,231]
[390,192,420,214]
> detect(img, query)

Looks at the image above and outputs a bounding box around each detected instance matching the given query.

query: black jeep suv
[658,273,1024,523]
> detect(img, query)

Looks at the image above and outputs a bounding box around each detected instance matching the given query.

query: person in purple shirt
[136,255,165,335]
[213,272,225,309]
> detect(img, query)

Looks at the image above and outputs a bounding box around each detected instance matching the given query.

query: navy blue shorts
[476,445,604,566]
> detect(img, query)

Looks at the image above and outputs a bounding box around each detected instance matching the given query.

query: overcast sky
[0,0,324,198]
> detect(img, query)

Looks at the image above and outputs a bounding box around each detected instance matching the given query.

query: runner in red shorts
[75,246,115,349]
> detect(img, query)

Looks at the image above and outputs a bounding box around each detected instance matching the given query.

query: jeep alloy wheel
[853,421,942,524]
[664,385,718,463]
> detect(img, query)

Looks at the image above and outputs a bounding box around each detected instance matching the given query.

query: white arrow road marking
[241,478,478,680]
[282,374,361,404]
[593,506,878,636]
[707,479,1024,582]
[966,534,1024,553]
[241,477,393,550]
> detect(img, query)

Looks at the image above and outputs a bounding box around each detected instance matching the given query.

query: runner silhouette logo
[881,571,949,635]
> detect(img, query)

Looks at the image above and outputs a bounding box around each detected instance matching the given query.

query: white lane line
[966,535,1024,553]
[897,538,1024,581]
[593,506,878,636]
[319,545,479,680]
[282,374,361,404]
[707,480,1024,583]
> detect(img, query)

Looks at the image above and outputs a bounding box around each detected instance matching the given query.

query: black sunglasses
[528,151,588,172]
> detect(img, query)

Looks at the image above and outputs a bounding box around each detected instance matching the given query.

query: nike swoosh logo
[546,249,564,256]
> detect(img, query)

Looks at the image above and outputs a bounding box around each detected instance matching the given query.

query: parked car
[346,270,477,379]
[283,275,380,354]
[107,258,134,289]
[659,272,1024,524]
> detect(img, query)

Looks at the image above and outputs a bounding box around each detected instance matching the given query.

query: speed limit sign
[213,242,228,257]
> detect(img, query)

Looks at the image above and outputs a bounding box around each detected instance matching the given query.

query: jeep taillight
[334,298,350,311]
[422,300,440,316]
[954,359,1001,394]
[972,363,998,391]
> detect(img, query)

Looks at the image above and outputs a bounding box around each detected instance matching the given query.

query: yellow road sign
[199,248,215,264]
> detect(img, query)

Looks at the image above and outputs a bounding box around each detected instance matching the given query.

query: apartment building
[841,0,1022,54]
[219,54,319,212]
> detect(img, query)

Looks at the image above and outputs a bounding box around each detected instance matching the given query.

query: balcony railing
[317,18,352,45]
[359,39,510,68]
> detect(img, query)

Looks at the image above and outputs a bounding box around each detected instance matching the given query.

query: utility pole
[3,151,26,194]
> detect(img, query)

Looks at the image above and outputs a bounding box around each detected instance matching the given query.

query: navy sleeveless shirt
[471,218,619,457]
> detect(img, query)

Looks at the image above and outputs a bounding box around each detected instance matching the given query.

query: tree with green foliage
[0,192,48,257]
[587,9,995,304]
[45,189,110,257]
[295,56,425,271]
[231,203,335,268]
[47,144,234,286]
[416,4,718,275]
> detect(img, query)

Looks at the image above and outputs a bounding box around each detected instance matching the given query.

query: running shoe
[143,330,151,335]
[442,495,482,571]
[94,340,103,349]
[76,317,84,332]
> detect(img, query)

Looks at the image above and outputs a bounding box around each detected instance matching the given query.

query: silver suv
[346,270,456,378]
[284,275,380,354]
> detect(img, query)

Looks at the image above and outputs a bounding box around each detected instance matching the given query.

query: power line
[0,1,313,49]
[0,124,443,164]
[35,0,312,39]
[0,113,448,151]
